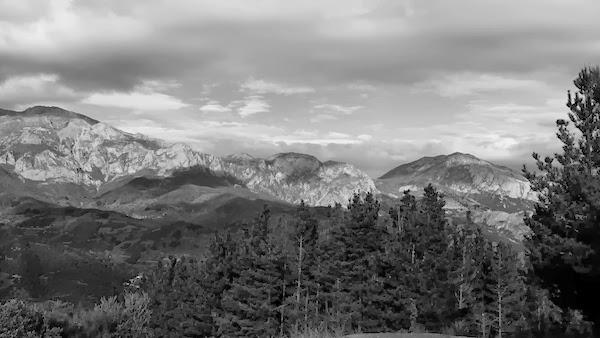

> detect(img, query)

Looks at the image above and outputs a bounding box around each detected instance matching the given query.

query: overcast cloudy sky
[1,0,599,176]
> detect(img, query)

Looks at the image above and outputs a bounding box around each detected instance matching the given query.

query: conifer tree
[218,206,288,337]
[144,256,211,337]
[450,211,479,312]
[410,185,456,331]
[388,190,418,236]
[316,192,388,332]
[201,231,241,335]
[524,66,600,330]
[448,210,487,336]
[489,241,527,338]
[287,200,319,330]
[378,226,417,331]
[470,240,495,338]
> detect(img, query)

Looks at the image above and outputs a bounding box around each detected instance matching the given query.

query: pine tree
[218,206,289,337]
[316,192,388,333]
[410,185,456,332]
[144,256,211,337]
[448,210,485,334]
[287,200,319,331]
[470,240,495,338]
[388,190,418,236]
[523,66,600,330]
[377,228,416,331]
[489,241,527,338]
[201,231,241,335]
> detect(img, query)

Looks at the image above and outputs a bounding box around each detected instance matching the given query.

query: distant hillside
[377,152,536,213]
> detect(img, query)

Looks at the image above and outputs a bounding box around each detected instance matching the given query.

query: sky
[1,0,600,177]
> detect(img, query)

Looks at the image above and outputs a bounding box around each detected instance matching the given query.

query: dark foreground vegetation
[2,67,600,337]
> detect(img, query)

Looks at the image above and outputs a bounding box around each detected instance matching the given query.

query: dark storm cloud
[2,0,599,92]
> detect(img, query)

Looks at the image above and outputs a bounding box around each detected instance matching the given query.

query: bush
[74,292,153,337]
[75,296,123,335]
[0,299,43,338]
[117,292,153,338]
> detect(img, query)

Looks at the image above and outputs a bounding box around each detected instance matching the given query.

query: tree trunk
[458,242,467,309]
[281,271,286,336]
[305,287,309,327]
[497,249,503,338]
[296,235,303,304]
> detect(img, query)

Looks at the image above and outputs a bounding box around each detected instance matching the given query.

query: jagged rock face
[0,106,376,206]
[377,152,537,212]
[212,152,376,206]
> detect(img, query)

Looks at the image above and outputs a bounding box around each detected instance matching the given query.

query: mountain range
[0,106,539,233]
[0,106,539,301]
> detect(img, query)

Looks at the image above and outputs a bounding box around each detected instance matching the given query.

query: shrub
[73,292,153,337]
[117,292,153,338]
[0,299,43,338]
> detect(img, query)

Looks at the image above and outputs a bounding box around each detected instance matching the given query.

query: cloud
[236,95,270,117]
[309,103,364,123]
[309,114,338,124]
[241,78,315,95]
[313,104,363,114]
[0,73,79,105]
[270,130,364,145]
[199,100,231,113]
[462,98,565,127]
[413,73,549,98]
[346,82,377,92]
[82,82,188,110]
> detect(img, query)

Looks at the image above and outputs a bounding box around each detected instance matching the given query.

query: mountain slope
[0,106,376,208]
[377,152,536,212]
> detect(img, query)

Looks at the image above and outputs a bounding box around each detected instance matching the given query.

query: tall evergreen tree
[410,185,456,332]
[449,211,480,313]
[470,240,495,338]
[218,206,288,337]
[378,225,416,332]
[201,231,241,335]
[489,241,527,338]
[317,192,389,332]
[524,66,600,330]
[287,200,319,330]
[144,256,211,337]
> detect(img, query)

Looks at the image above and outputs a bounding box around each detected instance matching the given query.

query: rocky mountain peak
[0,106,375,207]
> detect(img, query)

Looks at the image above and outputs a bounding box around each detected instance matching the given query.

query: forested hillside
[0,188,589,337]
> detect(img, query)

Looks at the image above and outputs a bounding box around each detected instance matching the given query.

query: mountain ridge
[0,106,376,208]
[0,106,536,288]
